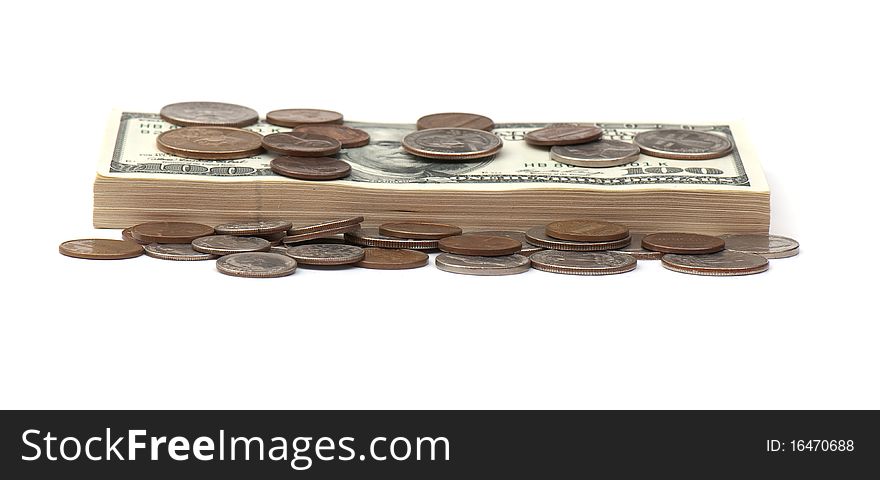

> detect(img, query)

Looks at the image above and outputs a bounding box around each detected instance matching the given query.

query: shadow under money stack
[94,104,770,235]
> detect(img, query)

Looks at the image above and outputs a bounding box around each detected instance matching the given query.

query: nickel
[216,252,297,278]
[550,139,641,168]
[719,234,800,259]
[144,243,217,261]
[435,253,530,276]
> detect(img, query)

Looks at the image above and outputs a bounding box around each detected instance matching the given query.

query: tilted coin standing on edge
[525,226,631,251]
[156,127,264,160]
[266,109,344,127]
[191,235,271,255]
[550,139,641,168]
[402,128,503,160]
[214,220,293,236]
[661,251,769,276]
[355,248,429,270]
[344,228,440,250]
[216,252,297,278]
[416,112,495,132]
[288,216,365,236]
[633,129,732,160]
[435,253,531,276]
[524,124,603,146]
[529,250,637,276]
[378,222,462,240]
[144,243,217,261]
[159,101,259,128]
[59,239,144,260]
[122,227,151,245]
[284,244,366,266]
[719,234,800,259]
[282,224,361,244]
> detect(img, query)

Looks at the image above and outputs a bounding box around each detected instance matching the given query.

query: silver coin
[471,230,543,256]
[662,251,769,276]
[525,226,631,251]
[719,234,799,259]
[633,129,732,160]
[159,101,259,128]
[550,139,641,167]
[191,235,271,255]
[435,253,530,276]
[612,233,664,260]
[529,250,637,275]
[402,128,503,160]
[144,243,217,261]
[344,228,439,250]
[216,252,297,278]
[284,243,365,266]
[214,220,293,236]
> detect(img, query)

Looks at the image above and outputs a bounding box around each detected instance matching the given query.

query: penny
[282,224,361,244]
[545,219,629,242]
[416,112,495,131]
[144,243,217,261]
[59,239,144,260]
[529,250,637,276]
[214,220,293,236]
[633,129,733,160]
[284,243,365,266]
[157,127,263,160]
[435,253,530,276]
[122,227,151,245]
[216,252,297,278]
[159,101,259,128]
[641,232,725,254]
[192,235,271,255]
[270,156,351,181]
[550,139,641,167]
[293,124,370,148]
[662,251,769,276]
[262,131,341,157]
[719,234,800,259]
[288,216,364,235]
[344,228,440,250]
[355,248,429,270]
[378,222,462,240]
[525,226,631,251]
[266,109,344,127]
[130,222,214,244]
[402,128,503,160]
[471,230,543,256]
[257,231,288,245]
[438,234,522,256]
[613,233,664,260]
[525,124,602,146]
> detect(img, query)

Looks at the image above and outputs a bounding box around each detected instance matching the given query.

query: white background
[1,0,877,409]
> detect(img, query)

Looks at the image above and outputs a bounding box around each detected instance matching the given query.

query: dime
[344,228,440,250]
[641,233,725,254]
[266,109,344,127]
[529,250,637,276]
[216,252,297,278]
[402,128,502,160]
[293,124,370,148]
[262,132,341,157]
[159,101,259,128]
[719,234,800,259]
[378,222,462,240]
[613,233,664,260]
[59,239,144,260]
[157,127,263,160]
[525,226,631,251]
[192,235,271,255]
[144,243,217,261]
[122,227,151,245]
[284,243,365,266]
[282,224,361,244]
[288,216,365,235]
[438,234,522,256]
[525,124,603,146]
[214,220,293,236]
[545,219,629,242]
[471,230,543,256]
[270,156,351,181]
[130,222,214,244]
[416,112,495,131]
[355,248,429,270]
[550,139,641,168]
[633,129,732,160]
[661,251,769,276]
[435,253,530,276]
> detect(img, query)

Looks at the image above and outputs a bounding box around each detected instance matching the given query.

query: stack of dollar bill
[93,112,770,234]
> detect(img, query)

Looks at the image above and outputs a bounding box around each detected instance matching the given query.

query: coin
[288,216,364,235]
[270,156,351,181]
[525,124,602,146]
[344,228,439,250]
[525,226,631,251]
[435,253,530,276]
[284,243,365,266]
[144,243,217,261]
[130,222,214,244]
[613,233,664,260]
[59,239,144,260]
[282,224,361,244]
[262,131,341,157]
[633,129,733,160]
[378,222,462,240]
[293,124,370,148]
[283,235,347,246]
[471,230,543,256]
[438,234,522,256]
[159,102,259,128]
[355,248,429,270]
[214,220,293,236]
[216,252,297,278]
[550,139,641,168]
[402,128,503,160]
[266,109,344,127]
[529,250,637,276]
[258,231,288,245]
[192,235,271,255]
[719,234,800,259]
[416,112,495,131]
[157,127,263,160]
[662,251,769,276]
[641,232,725,254]
[122,227,151,245]
[545,219,629,242]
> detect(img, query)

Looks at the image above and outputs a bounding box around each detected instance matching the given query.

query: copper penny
[545,219,629,242]
[262,132,341,157]
[266,109,343,127]
[159,101,259,128]
[613,233,664,260]
[402,128,503,160]
[157,127,263,160]
[282,224,361,244]
[525,124,603,146]
[641,232,725,254]
[525,226,631,251]
[59,239,144,260]
[355,248,429,270]
[122,227,151,245]
[214,220,293,236]
[472,230,543,256]
[270,156,351,181]
[416,112,495,131]
[293,124,370,148]
[344,228,440,250]
[378,222,462,240]
[662,251,769,276]
[287,216,364,235]
[438,234,522,256]
[130,222,214,244]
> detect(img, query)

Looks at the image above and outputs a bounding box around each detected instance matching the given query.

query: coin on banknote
[719,234,800,259]
[525,226,631,251]
[288,216,365,235]
[379,222,462,240]
[550,139,641,167]
[59,239,144,260]
[435,253,530,276]
[270,156,351,181]
[612,233,663,260]
[284,243,365,266]
[122,227,151,245]
[416,113,495,131]
[293,124,370,148]
[641,232,725,254]
[344,228,440,250]
[525,124,602,146]
[282,224,362,244]
[471,230,543,256]
[144,243,217,261]
[192,235,271,255]
[438,234,522,256]
[262,132,341,157]
[355,248,429,270]
[633,129,732,160]
[402,128,503,160]
[661,251,769,276]
[216,252,297,278]
[545,219,629,242]
[157,127,263,160]
[529,250,636,276]
[131,222,214,244]
[159,102,259,128]
[266,109,343,127]
[214,220,293,236]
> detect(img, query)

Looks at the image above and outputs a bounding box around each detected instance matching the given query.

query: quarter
[216,252,297,278]
[550,139,641,167]
[144,243,217,261]
[191,235,271,255]
[529,250,637,276]
[661,251,769,276]
[633,129,732,160]
[284,244,365,266]
[402,128,502,160]
[719,234,800,259]
[435,253,530,276]
[525,124,602,146]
